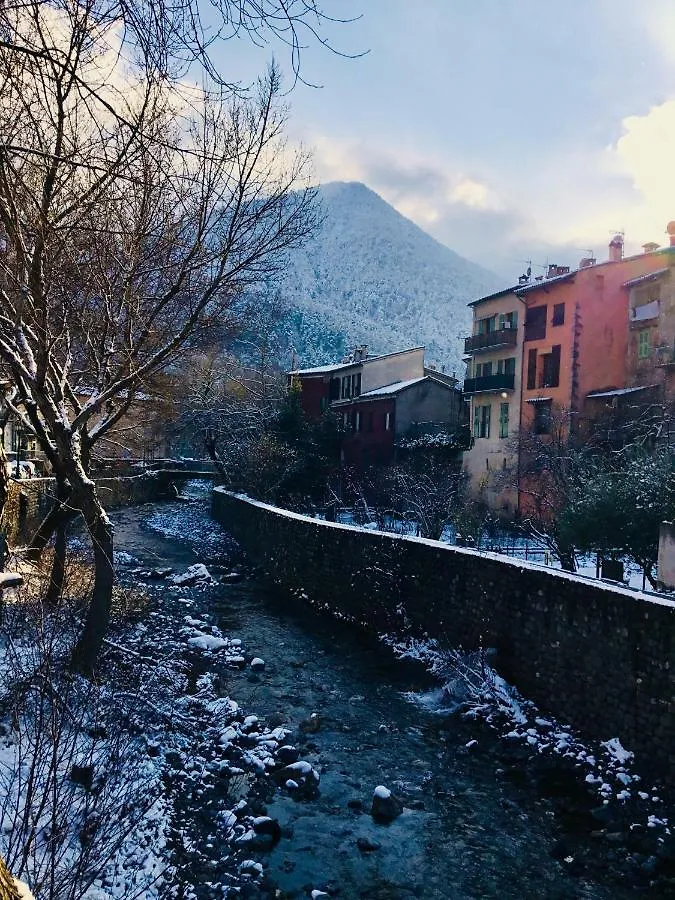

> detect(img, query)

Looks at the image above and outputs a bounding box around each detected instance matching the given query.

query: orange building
[464,226,675,517]
[519,237,675,438]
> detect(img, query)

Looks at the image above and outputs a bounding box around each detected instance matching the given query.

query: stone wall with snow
[212,488,675,786]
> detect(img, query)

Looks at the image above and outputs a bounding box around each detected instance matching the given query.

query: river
[109,491,669,899]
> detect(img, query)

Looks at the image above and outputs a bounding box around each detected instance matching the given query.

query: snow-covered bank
[385,634,673,878]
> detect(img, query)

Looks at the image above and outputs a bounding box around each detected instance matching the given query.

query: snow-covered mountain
[272,181,505,377]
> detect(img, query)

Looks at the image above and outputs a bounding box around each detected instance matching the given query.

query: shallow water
[110,496,663,899]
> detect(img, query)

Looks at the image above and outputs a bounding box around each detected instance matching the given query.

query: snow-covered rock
[170,564,214,586]
[371,784,403,820]
[187,633,228,652]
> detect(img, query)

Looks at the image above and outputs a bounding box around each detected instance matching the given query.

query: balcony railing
[463,373,515,394]
[464,328,518,354]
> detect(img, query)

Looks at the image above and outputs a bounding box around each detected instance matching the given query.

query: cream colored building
[462,287,524,516]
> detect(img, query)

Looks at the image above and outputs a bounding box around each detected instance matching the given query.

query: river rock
[273,760,320,798]
[371,785,403,821]
[300,712,321,733]
[171,563,214,586]
[221,571,244,583]
[250,658,266,672]
[252,816,281,846]
[356,836,381,852]
[147,567,173,580]
[276,745,300,766]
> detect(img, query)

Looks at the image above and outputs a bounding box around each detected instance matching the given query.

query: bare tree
[506,404,582,571]
[0,1,330,672]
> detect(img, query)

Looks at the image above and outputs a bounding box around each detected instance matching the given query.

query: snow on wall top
[215,488,675,611]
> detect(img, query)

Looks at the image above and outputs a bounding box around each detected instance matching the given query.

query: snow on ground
[0,493,293,899]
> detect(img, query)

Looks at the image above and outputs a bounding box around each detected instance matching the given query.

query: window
[527,349,537,390]
[341,375,351,399]
[320,397,328,411]
[352,372,362,397]
[524,305,547,341]
[497,357,516,375]
[499,310,518,330]
[385,411,395,431]
[329,378,340,400]
[342,412,349,429]
[473,404,491,439]
[475,361,493,377]
[477,315,496,335]
[533,400,552,435]
[367,411,374,432]
[540,345,561,388]
[355,411,362,432]
[499,402,509,439]
[638,330,651,359]
[552,303,565,326]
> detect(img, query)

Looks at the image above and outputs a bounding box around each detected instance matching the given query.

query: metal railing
[464,328,518,354]
[463,373,515,394]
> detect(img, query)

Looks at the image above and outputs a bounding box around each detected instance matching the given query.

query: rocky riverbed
[103,485,673,899]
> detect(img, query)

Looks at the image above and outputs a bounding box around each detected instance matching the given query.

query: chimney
[608,234,624,262]
[643,242,660,254]
[667,221,675,247]
[579,257,596,269]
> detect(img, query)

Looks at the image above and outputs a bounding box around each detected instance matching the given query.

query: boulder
[371,785,403,821]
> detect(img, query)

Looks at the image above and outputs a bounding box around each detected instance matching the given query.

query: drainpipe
[516,293,527,518]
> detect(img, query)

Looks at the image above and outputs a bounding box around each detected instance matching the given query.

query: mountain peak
[273,182,505,373]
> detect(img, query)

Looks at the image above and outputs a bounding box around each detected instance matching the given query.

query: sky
[215,0,675,280]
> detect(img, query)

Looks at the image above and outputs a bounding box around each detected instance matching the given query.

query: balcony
[464,328,518,355]
[463,373,515,395]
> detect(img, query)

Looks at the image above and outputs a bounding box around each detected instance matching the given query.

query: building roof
[359,376,428,397]
[332,373,453,406]
[468,285,522,308]
[289,346,425,377]
[516,270,577,294]
[586,384,660,399]
[470,246,675,310]
[289,362,355,376]
[623,268,670,289]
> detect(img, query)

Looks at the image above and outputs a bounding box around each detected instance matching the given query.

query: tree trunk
[43,519,67,607]
[70,485,115,676]
[26,481,74,562]
[558,546,577,572]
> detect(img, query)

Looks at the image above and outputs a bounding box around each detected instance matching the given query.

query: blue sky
[216,1,675,279]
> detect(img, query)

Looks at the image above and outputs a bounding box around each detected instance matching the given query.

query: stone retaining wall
[212,488,675,785]
[3,471,214,543]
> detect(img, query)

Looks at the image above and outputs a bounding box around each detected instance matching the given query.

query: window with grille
[638,330,651,359]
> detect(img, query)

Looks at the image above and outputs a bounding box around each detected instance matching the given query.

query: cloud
[614,100,675,233]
